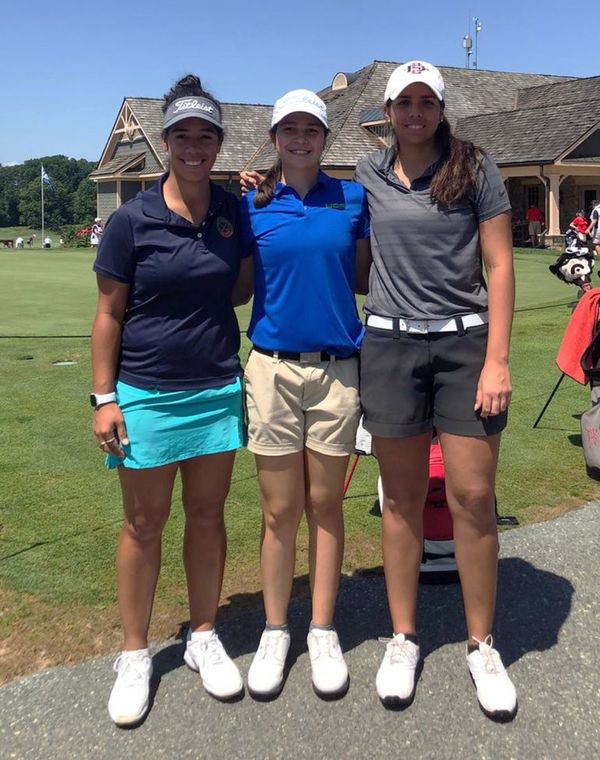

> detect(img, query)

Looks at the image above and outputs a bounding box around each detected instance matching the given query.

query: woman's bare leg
[255,452,305,625]
[374,433,431,634]
[438,431,500,642]
[179,451,236,632]
[303,449,348,626]
[117,464,178,650]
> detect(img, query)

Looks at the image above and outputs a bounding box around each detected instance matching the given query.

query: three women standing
[93,62,517,723]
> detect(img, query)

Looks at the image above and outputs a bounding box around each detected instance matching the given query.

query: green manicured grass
[0,246,597,616]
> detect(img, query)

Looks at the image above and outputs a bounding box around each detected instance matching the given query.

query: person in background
[91,74,249,727]
[15,236,24,249]
[587,199,600,256]
[91,217,104,247]
[525,203,542,247]
[240,89,370,700]
[355,60,517,721]
[568,209,589,240]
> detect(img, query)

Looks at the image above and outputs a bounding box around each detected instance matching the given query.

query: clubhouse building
[90,60,600,246]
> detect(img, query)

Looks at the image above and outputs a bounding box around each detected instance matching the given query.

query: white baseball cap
[384,61,445,103]
[271,89,328,129]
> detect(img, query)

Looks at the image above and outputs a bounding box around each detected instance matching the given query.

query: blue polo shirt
[241,172,369,356]
[94,175,248,391]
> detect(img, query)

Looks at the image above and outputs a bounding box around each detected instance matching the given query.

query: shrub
[60,224,90,248]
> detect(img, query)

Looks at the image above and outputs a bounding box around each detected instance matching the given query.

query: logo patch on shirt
[216,217,234,238]
[326,203,346,210]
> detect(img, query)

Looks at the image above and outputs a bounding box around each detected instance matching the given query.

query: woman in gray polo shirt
[355,61,517,721]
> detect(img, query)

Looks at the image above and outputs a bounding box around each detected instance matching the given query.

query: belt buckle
[299,351,322,363]
[408,319,428,334]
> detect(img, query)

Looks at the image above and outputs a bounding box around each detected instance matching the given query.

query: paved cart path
[2,503,599,760]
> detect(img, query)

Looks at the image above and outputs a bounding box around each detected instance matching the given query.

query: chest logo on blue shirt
[325,203,346,210]
[216,217,234,238]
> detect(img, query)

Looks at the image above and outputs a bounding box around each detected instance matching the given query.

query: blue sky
[2,0,597,165]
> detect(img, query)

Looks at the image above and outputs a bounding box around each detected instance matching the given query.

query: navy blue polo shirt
[93,175,248,391]
[240,172,369,356]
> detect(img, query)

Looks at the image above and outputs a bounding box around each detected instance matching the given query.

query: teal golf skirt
[106,377,245,470]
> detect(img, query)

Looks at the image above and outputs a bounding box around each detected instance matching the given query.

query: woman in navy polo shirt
[91,74,248,726]
[355,61,517,721]
[240,90,370,700]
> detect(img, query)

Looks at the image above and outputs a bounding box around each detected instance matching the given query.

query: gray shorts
[360,324,507,438]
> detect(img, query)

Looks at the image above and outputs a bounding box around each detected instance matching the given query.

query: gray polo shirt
[354,147,511,320]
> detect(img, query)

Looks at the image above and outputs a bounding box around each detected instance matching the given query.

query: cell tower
[462,16,482,69]
[463,33,473,68]
[473,17,482,68]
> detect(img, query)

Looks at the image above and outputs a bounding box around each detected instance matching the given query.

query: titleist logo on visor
[173,98,215,115]
[164,96,223,130]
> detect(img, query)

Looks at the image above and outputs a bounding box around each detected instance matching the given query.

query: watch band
[90,391,117,407]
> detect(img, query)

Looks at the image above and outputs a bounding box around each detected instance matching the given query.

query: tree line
[0,156,97,228]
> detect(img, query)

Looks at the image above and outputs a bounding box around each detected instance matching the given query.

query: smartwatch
[90,391,117,408]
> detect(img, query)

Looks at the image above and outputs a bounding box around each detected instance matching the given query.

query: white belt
[366,312,488,334]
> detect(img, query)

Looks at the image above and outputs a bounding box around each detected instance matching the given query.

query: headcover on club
[549,250,594,290]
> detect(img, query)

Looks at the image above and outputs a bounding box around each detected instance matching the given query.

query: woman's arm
[232,256,254,306]
[477,211,515,417]
[355,238,371,295]
[90,275,130,457]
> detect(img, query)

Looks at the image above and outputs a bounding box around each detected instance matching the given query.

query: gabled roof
[455,100,600,164]
[248,60,572,170]
[94,97,272,177]
[516,75,600,109]
[94,61,587,178]
[89,152,146,179]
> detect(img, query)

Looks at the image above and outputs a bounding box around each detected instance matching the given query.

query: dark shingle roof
[455,101,600,163]
[96,62,585,176]
[249,60,572,170]
[516,75,600,109]
[96,98,273,175]
[90,152,146,178]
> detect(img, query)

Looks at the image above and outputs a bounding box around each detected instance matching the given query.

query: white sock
[190,629,215,643]
[122,647,149,657]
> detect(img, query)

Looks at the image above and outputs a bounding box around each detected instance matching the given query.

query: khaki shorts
[244,349,360,457]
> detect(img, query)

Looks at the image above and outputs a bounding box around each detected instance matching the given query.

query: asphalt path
[1,502,599,760]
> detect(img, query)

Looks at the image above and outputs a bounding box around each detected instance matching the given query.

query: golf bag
[579,306,600,479]
[549,231,594,291]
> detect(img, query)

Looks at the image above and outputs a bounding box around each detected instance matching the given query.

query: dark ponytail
[253,163,282,209]
[429,118,479,206]
[253,128,281,208]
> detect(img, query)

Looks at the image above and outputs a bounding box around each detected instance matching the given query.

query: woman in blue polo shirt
[240,90,370,700]
[91,74,247,726]
[355,61,517,721]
